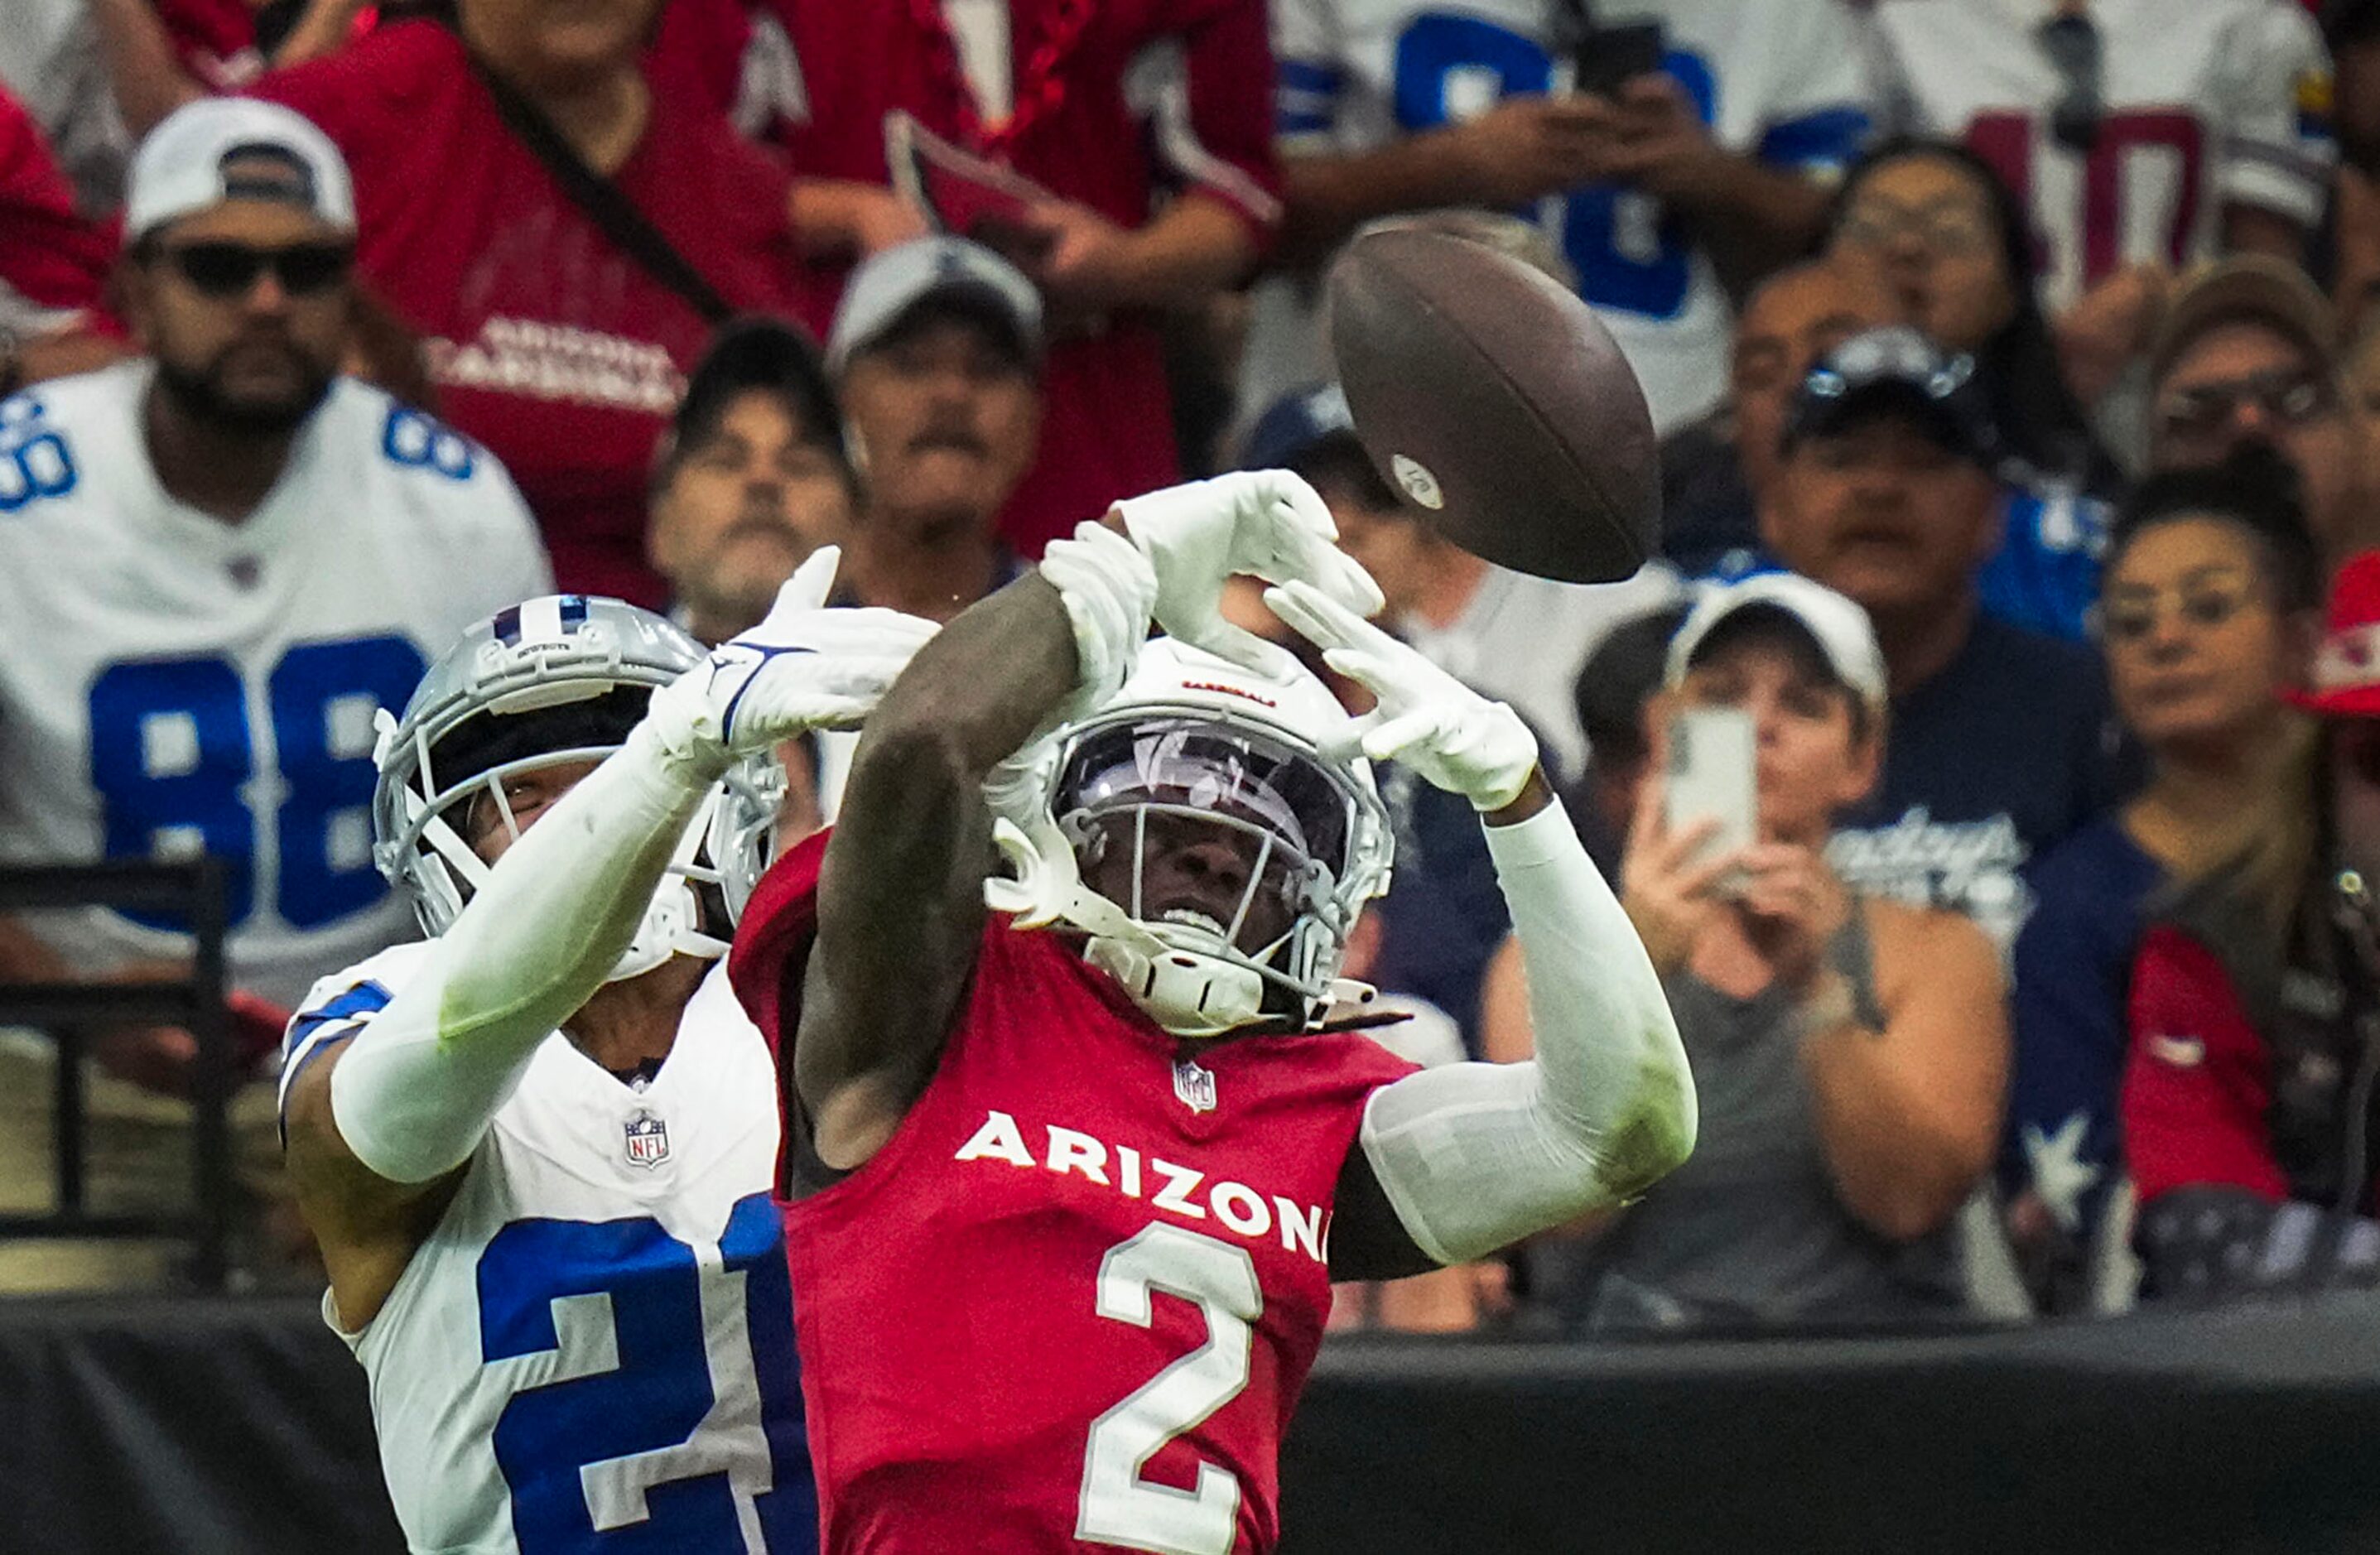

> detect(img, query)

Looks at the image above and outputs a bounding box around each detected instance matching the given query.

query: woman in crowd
[1529,573,2007,1333]
[2006,460,2322,1310]
[2124,547,2380,1302]
[1824,137,2121,642]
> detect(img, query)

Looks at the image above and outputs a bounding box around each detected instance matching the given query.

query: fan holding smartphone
[1556,571,2009,1332]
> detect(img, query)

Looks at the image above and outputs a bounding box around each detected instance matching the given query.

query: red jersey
[0,85,106,340]
[253,22,807,607]
[760,0,1283,555]
[2121,924,2294,1206]
[729,833,1414,1554]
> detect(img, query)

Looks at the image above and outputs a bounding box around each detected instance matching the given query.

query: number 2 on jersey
[1076,1224,1263,1555]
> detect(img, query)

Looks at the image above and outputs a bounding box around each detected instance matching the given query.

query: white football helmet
[372,595,783,981]
[988,638,1394,1037]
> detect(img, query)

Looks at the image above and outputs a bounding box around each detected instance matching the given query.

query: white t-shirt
[1869,0,2334,310]
[1265,0,1874,434]
[0,363,552,1006]
[282,946,807,1554]
[1400,561,1683,786]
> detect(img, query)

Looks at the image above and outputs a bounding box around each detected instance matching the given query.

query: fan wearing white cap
[1536,570,2009,1332]
[725,471,1696,1551]
[0,97,547,1087]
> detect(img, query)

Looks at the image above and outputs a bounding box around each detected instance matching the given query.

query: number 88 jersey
[0,362,550,1007]
[730,836,1418,1555]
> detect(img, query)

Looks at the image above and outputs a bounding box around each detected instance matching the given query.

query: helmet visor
[1054,717,1355,881]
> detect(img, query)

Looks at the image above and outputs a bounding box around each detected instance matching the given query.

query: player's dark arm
[797,572,1082,1171]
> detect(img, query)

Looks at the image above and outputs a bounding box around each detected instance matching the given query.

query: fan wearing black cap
[1761,326,2129,951]
[648,316,857,649]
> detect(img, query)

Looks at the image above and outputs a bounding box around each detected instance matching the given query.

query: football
[1325,225,1661,584]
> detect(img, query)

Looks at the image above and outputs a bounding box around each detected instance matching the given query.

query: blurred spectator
[2123,548,2380,1302]
[758,1,1284,557]
[1662,256,1899,576]
[2006,461,2322,1311]
[648,315,853,647]
[1565,599,1693,874]
[2146,254,2379,567]
[1537,572,2006,1332]
[1825,137,2121,642]
[2329,0,2380,335]
[1263,0,1872,436]
[0,82,121,388]
[1246,382,1679,786]
[825,238,1043,623]
[248,0,810,607]
[1868,0,2334,313]
[0,99,546,1285]
[1764,326,2128,948]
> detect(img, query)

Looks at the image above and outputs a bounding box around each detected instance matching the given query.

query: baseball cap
[2146,255,2339,389]
[826,236,1043,375]
[1783,325,1997,465]
[1237,383,1352,471]
[662,315,843,477]
[1665,571,1888,715]
[2291,550,2380,719]
[126,98,355,242]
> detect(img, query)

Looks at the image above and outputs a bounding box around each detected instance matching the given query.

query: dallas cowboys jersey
[1270,0,1872,432]
[0,362,550,1007]
[281,943,812,1553]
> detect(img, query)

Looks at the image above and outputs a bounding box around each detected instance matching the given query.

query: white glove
[643,545,939,784]
[1265,578,1537,811]
[1113,471,1384,680]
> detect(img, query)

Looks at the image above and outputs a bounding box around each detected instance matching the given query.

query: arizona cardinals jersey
[282,945,813,1553]
[1870,0,2334,310]
[728,835,1417,1554]
[1269,0,1872,432]
[0,363,549,1006]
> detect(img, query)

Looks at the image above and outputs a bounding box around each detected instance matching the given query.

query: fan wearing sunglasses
[0,93,548,1260]
[2146,256,2376,570]
[2005,460,2320,1312]
[2122,546,2380,1306]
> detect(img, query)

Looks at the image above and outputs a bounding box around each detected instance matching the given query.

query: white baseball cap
[1664,571,1887,713]
[826,236,1043,375]
[126,98,356,242]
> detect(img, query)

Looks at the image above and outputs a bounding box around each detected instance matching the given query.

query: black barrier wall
[10,1293,2380,1553]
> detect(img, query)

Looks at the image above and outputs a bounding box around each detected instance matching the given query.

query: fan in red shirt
[0,83,111,389]
[745,0,1283,559]
[728,474,1697,1552]
[2123,547,2380,1302]
[249,1,808,607]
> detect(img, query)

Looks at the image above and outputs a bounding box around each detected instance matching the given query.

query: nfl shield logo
[1172,1060,1216,1114]
[623,1110,670,1170]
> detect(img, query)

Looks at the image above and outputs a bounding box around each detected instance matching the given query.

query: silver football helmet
[987,637,1393,1037]
[372,595,783,980]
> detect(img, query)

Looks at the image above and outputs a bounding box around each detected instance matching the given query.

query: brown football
[1325,226,1660,584]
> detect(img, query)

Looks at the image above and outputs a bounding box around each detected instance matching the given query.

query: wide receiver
[729,473,1698,1553]
[279,556,931,1553]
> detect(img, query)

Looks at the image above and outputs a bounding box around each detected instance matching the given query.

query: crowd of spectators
[9,0,2380,1334]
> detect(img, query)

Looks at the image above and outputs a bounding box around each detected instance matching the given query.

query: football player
[729,474,1698,1553]
[278,556,932,1553]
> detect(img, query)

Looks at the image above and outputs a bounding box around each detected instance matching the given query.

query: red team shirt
[759,0,1284,556]
[730,833,1414,1553]
[0,86,107,343]
[253,20,807,607]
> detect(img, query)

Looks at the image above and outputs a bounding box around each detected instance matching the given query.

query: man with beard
[0,99,547,1286]
[825,237,1043,625]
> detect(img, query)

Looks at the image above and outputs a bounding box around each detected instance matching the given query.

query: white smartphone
[1663,707,1756,877]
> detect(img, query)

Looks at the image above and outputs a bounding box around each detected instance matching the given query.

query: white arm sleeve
[328,724,711,1184]
[1357,802,1697,1266]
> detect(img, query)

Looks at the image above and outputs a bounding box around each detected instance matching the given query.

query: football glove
[1265,577,1537,811]
[643,545,938,784]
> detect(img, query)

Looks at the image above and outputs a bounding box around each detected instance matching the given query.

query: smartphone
[1573,20,1667,99]
[1664,706,1756,878]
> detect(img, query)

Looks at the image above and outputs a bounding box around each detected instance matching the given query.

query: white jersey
[281,944,812,1554]
[0,363,552,1007]
[1269,0,1873,432]
[1870,0,2334,311]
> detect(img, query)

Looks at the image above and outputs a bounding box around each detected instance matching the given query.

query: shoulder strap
[453,31,734,327]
